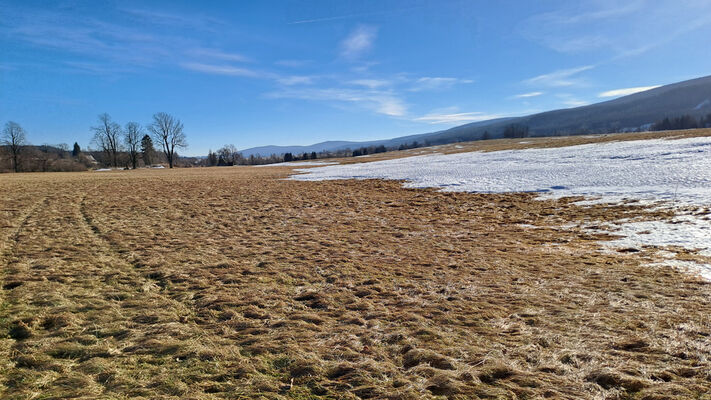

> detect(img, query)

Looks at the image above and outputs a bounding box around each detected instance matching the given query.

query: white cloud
[414,112,504,124]
[189,48,251,63]
[409,77,473,91]
[513,91,544,98]
[562,99,588,107]
[598,85,660,98]
[267,87,406,117]
[180,62,271,79]
[525,65,594,87]
[340,25,377,60]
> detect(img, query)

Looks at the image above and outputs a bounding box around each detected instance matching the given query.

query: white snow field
[291,136,711,278]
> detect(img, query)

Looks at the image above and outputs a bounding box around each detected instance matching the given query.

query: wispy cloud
[520,1,711,58]
[409,77,473,92]
[180,62,271,79]
[556,93,589,108]
[189,48,251,63]
[525,65,594,87]
[277,75,315,85]
[267,87,406,117]
[598,85,660,98]
[562,99,588,107]
[513,91,544,99]
[120,7,223,31]
[414,111,504,124]
[340,25,377,60]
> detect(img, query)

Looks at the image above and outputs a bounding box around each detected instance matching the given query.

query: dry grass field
[2,133,711,399]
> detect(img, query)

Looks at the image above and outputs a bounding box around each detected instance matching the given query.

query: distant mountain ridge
[240,74,711,157]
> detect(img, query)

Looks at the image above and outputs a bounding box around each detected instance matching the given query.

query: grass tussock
[1,131,711,399]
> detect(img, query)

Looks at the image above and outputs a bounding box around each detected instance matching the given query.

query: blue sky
[2,0,711,155]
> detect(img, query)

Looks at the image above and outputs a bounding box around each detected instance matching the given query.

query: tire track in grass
[75,190,248,398]
[0,196,48,395]
[0,191,231,398]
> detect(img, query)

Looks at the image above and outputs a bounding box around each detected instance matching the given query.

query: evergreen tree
[141,134,155,166]
[207,150,218,166]
[72,142,81,157]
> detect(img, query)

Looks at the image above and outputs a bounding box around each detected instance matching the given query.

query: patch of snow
[151,165,165,169]
[292,136,711,278]
[94,168,113,172]
[694,98,710,110]
[291,136,711,204]
[600,214,711,257]
[649,259,711,281]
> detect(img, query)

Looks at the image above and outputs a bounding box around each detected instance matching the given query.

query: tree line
[91,112,187,169]
[0,122,91,173]
[1,112,187,173]
[650,113,711,131]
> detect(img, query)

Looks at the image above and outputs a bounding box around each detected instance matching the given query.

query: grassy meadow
[1,134,711,399]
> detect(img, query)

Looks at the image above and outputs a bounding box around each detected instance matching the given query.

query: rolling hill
[241,74,711,157]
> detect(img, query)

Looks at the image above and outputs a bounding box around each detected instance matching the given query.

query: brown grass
[1,131,711,399]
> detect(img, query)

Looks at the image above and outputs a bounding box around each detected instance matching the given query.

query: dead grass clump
[289,312,326,325]
[327,363,357,380]
[242,306,271,319]
[8,320,32,340]
[288,357,323,378]
[41,312,75,330]
[402,348,456,370]
[46,342,112,360]
[586,368,648,392]
[613,337,649,351]
[123,338,183,355]
[2,281,23,290]
[294,290,331,309]
[478,363,516,384]
[425,371,462,396]
[14,354,64,372]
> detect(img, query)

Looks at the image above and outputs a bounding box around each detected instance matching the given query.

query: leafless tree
[217,144,242,165]
[125,122,142,169]
[2,121,28,173]
[91,113,122,167]
[148,112,187,168]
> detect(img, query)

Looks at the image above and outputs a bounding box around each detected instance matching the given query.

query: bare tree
[217,144,242,165]
[91,113,122,167]
[125,122,142,169]
[2,121,28,173]
[148,112,187,168]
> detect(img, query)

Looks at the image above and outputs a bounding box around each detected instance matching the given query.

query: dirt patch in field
[1,140,710,399]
